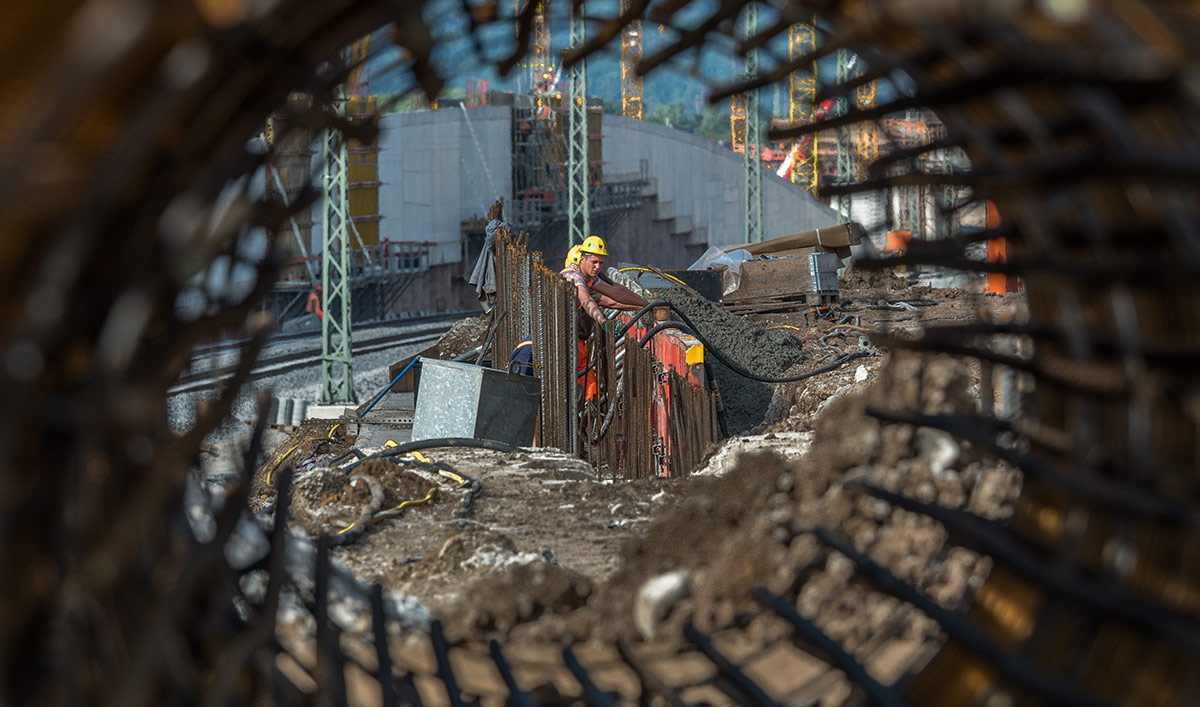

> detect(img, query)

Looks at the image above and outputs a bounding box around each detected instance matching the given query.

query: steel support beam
[566,0,590,246]
[742,2,762,243]
[320,104,356,405]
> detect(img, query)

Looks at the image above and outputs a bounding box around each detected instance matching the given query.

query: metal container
[411,358,541,446]
[808,252,841,294]
[636,269,723,302]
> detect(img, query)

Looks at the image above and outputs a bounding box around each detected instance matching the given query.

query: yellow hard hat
[579,235,608,257]
[565,245,582,268]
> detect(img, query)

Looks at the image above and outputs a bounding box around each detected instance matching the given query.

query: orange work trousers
[576,338,597,402]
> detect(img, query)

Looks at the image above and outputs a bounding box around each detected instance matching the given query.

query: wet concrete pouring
[221,268,1026,702]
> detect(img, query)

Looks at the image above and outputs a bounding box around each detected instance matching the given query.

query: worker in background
[559,236,646,403]
[305,284,324,320]
[508,337,534,376]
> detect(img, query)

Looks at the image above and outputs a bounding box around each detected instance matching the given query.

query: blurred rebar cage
[1,0,1199,704]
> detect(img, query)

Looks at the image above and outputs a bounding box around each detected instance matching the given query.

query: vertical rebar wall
[494,232,717,474]
[494,230,578,453]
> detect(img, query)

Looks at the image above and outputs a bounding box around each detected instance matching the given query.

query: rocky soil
[226,271,1027,703]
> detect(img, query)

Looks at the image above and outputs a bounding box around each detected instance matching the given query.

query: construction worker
[559,236,646,402]
[564,244,646,311]
[305,284,324,320]
[508,337,534,376]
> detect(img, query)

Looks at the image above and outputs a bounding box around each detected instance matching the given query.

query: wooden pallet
[722,292,839,314]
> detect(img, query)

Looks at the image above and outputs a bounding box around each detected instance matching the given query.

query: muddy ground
[236,269,1026,703]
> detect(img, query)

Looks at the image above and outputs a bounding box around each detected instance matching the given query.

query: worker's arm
[592,278,646,309]
[596,293,642,311]
[575,284,607,324]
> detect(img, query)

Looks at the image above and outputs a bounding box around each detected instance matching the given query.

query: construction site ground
[240,267,1026,704]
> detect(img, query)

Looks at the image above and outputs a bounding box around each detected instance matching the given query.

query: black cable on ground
[343,437,517,473]
[638,320,874,384]
[330,448,367,465]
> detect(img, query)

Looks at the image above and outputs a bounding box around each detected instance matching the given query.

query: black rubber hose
[452,346,482,362]
[703,360,731,439]
[330,448,366,465]
[344,437,518,473]
[592,377,623,443]
[637,320,874,384]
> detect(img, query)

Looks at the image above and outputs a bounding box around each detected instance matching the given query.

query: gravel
[168,337,440,445]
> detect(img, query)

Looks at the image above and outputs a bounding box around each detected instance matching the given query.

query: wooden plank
[723,291,839,314]
[721,222,863,255]
[724,257,814,302]
[386,343,439,392]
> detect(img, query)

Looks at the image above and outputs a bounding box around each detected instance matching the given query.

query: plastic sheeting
[687,246,754,295]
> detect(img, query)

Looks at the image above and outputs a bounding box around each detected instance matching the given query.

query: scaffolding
[834,48,856,221]
[511,94,566,230]
[855,73,878,182]
[889,109,927,237]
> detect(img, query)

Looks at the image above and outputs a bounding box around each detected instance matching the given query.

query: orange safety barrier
[984,202,1019,292]
[885,229,912,252]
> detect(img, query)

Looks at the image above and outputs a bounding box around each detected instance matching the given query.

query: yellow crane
[619,0,643,119]
[855,74,878,180]
[786,21,818,194]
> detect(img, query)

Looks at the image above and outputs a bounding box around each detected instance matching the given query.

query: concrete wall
[601,114,840,249]
[375,106,513,266]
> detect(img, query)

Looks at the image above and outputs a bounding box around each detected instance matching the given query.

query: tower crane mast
[619,0,642,119]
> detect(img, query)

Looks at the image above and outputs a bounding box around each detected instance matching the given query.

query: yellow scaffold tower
[788,21,818,194]
[620,0,642,119]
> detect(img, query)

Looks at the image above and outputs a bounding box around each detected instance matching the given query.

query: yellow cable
[410,451,432,464]
[766,324,803,333]
[437,468,468,487]
[375,487,439,517]
[265,436,336,486]
[617,266,689,289]
[336,487,439,535]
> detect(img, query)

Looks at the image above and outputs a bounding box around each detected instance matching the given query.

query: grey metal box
[809,252,841,294]
[411,358,541,446]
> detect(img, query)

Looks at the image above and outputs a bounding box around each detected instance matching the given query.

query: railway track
[169,322,457,394]
[187,311,473,361]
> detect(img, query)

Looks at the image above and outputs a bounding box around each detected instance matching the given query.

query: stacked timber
[719,223,863,314]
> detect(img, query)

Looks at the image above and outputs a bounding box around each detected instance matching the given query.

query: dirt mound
[288,461,444,537]
[437,314,490,359]
[839,263,913,294]
[450,561,595,637]
[497,351,1018,659]
[249,420,352,509]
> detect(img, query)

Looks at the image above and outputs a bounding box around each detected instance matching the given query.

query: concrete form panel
[602,114,838,247]
[377,107,513,267]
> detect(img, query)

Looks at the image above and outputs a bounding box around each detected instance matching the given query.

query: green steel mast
[319,95,356,405]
